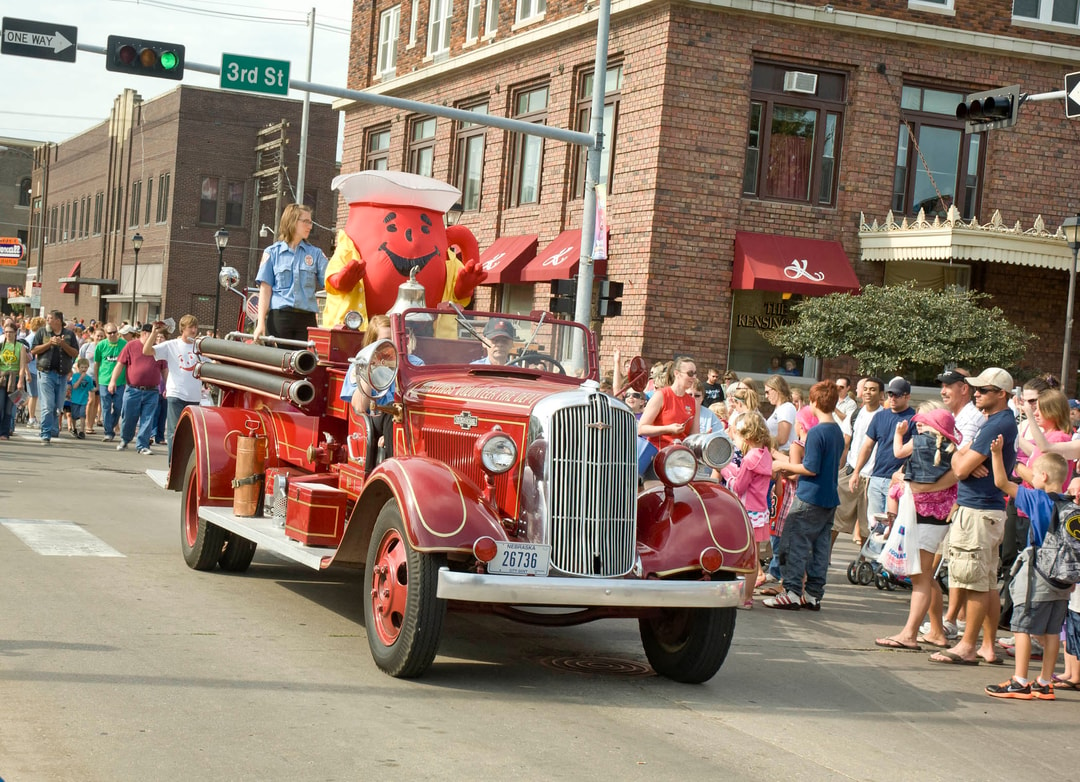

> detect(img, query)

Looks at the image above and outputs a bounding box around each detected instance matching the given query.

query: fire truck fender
[168,405,276,501]
[336,456,506,564]
[635,481,756,577]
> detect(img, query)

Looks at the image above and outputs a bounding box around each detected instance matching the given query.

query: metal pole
[570,0,611,372]
[214,245,224,338]
[1063,238,1079,390]
[295,7,314,204]
[131,247,139,324]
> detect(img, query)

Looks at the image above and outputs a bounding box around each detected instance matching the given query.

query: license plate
[487,541,550,576]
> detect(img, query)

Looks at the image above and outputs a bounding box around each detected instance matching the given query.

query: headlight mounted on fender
[654,445,697,487]
[477,429,518,475]
[683,432,734,470]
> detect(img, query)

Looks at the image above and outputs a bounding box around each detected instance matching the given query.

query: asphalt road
[1,428,1077,782]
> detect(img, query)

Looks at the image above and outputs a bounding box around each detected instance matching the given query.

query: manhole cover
[539,655,654,677]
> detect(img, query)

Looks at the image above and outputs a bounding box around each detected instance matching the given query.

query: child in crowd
[721,411,773,610]
[986,437,1072,699]
[68,358,95,440]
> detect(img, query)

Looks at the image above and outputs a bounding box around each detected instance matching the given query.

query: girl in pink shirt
[722,411,773,610]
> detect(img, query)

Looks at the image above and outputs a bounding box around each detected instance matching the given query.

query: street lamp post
[131,232,143,325]
[1062,215,1080,394]
[213,229,229,337]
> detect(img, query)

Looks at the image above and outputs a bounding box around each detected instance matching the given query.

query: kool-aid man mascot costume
[322,171,486,330]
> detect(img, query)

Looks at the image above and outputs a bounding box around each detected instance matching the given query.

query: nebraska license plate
[488,541,550,576]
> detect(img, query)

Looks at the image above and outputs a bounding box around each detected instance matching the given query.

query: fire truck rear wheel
[219,533,257,572]
[181,451,227,571]
[363,501,446,678]
[638,606,736,684]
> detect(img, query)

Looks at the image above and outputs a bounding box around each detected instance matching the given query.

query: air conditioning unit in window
[783,71,818,95]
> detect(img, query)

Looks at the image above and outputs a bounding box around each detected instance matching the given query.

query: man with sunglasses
[928,367,1017,666]
[850,376,916,519]
[937,368,983,446]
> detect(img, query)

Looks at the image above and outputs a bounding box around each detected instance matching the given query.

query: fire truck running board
[198,505,337,570]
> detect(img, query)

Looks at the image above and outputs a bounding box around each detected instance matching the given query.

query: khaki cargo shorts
[947,506,1006,593]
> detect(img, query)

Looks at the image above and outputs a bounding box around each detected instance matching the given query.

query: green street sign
[220,53,289,96]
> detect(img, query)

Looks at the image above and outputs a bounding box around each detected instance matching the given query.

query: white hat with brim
[332,170,461,213]
[966,367,1014,391]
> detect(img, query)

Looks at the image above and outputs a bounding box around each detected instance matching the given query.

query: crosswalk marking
[0,519,125,557]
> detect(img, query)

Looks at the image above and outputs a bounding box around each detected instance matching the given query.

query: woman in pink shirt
[722,411,773,610]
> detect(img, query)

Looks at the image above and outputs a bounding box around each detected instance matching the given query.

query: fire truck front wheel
[639,606,736,684]
[363,501,447,678]
[181,452,227,571]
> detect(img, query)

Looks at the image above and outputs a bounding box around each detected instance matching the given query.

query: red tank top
[649,386,696,450]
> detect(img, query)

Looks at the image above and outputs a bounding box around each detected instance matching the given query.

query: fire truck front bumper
[436,568,743,608]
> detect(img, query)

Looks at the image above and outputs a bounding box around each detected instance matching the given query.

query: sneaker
[138,447,153,455]
[800,594,821,611]
[1006,646,1043,661]
[102,435,115,442]
[985,677,1033,700]
[77,431,85,440]
[762,590,802,610]
[116,441,129,451]
[27,417,37,427]
[1031,680,1055,701]
[41,437,51,445]
[919,619,958,639]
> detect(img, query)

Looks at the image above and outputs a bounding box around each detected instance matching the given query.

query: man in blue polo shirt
[850,376,916,518]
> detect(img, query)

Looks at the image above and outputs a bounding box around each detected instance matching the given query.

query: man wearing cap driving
[927,367,1017,666]
[850,376,915,519]
[472,319,516,366]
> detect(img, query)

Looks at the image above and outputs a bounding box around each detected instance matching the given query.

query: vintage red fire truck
[169,304,755,683]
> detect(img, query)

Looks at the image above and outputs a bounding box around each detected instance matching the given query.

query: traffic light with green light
[105,35,185,80]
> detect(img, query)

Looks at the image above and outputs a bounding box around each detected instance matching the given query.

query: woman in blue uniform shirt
[252,204,329,342]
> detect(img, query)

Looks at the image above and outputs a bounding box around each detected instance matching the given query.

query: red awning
[478,234,538,285]
[519,229,607,283]
[60,261,81,294]
[732,231,860,295]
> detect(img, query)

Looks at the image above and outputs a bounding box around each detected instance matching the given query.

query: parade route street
[1,432,1077,781]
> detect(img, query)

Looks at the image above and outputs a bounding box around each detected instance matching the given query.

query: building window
[365,125,392,170]
[509,84,548,207]
[82,195,90,238]
[467,0,484,41]
[573,63,622,198]
[18,177,31,206]
[114,187,124,232]
[742,62,846,206]
[409,0,419,46]
[156,173,170,223]
[144,178,153,225]
[70,200,78,240]
[224,181,245,226]
[93,192,104,235]
[486,0,499,34]
[428,0,452,57]
[200,177,219,224]
[377,5,400,77]
[516,0,545,23]
[455,102,488,212]
[49,206,57,244]
[910,0,954,10]
[1013,0,1080,26]
[408,116,437,177]
[130,180,142,228]
[893,85,984,219]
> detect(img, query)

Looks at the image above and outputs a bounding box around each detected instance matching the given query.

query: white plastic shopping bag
[877,484,922,576]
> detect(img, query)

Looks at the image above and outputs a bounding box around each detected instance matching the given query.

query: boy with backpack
[987,436,1075,700]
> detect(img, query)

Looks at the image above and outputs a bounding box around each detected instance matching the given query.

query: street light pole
[1061,215,1080,393]
[213,229,229,337]
[131,232,143,325]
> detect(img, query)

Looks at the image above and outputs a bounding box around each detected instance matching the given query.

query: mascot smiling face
[336,171,461,315]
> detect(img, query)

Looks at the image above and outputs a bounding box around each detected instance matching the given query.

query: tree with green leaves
[765,282,1034,379]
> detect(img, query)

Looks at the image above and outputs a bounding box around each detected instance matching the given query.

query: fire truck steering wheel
[507,351,565,374]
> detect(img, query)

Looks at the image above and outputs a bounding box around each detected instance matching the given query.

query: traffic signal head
[597,279,623,319]
[955,85,1021,133]
[106,35,185,80]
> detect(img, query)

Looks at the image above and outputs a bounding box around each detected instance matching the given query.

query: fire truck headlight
[654,445,697,487]
[478,431,517,475]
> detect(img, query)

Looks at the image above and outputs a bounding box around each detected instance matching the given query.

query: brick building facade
[29,86,339,331]
[336,0,1080,387]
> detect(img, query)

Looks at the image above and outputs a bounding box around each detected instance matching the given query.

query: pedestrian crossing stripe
[0,519,125,557]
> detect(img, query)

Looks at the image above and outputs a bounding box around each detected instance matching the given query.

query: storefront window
[728,290,810,377]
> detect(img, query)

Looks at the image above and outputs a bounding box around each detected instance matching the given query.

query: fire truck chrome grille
[548,394,637,577]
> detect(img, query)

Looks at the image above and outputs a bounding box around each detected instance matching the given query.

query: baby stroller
[846,514,889,586]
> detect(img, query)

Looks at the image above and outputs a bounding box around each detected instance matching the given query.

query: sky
[0,0,353,146]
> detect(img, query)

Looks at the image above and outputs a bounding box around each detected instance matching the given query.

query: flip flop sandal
[876,637,921,651]
[1051,677,1080,690]
[917,635,950,649]
[928,651,979,665]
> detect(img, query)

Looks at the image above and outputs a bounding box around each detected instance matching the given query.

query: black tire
[639,606,736,684]
[846,562,859,584]
[363,501,446,678]
[875,574,889,590]
[219,532,257,572]
[857,562,875,586]
[180,451,227,571]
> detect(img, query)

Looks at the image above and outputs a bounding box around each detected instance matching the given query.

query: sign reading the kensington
[220,53,290,97]
[1,17,77,63]
[0,237,26,266]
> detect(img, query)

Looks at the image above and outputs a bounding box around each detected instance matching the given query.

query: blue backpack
[1036,495,1080,588]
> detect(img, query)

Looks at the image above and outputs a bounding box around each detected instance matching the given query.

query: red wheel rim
[184,467,199,547]
[370,528,408,646]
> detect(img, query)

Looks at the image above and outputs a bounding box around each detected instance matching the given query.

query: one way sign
[1067,72,1080,119]
[1,17,77,63]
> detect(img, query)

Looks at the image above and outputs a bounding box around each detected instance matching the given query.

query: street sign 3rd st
[221,53,290,97]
